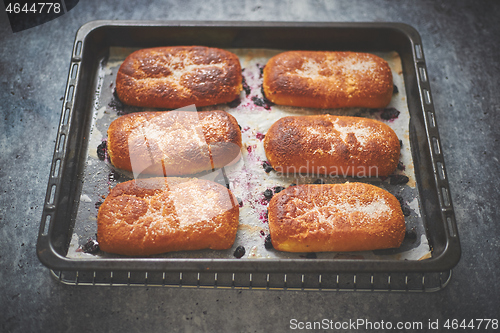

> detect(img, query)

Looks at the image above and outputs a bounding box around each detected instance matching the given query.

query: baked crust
[268,182,405,252]
[263,115,400,177]
[116,46,242,108]
[263,51,393,109]
[107,110,242,176]
[97,177,239,256]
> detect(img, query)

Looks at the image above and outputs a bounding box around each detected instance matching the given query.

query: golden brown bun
[263,115,400,177]
[107,110,242,176]
[263,51,393,109]
[116,46,242,108]
[97,177,239,256]
[268,182,405,252]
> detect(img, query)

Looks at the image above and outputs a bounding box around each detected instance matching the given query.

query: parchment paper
[67,47,431,261]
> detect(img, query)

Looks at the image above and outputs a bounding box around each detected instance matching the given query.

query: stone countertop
[1,0,499,331]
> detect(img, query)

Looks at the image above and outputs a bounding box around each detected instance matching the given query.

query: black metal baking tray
[37,21,460,277]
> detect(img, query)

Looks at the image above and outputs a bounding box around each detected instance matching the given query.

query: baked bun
[268,182,405,252]
[116,46,242,108]
[263,51,393,109]
[97,177,239,256]
[107,110,242,177]
[263,115,400,177]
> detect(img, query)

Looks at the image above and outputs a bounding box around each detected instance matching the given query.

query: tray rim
[37,20,460,274]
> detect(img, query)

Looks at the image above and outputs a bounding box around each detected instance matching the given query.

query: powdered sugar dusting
[326,197,390,217]
[305,119,376,150]
[336,57,377,73]
[295,57,377,79]
[295,60,322,78]
[169,182,229,227]
[293,194,390,225]
[332,121,374,146]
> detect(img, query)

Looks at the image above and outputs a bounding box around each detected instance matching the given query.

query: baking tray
[37,21,460,286]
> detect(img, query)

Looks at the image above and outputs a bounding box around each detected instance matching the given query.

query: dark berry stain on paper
[390,175,409,185]
[242,75,251,96]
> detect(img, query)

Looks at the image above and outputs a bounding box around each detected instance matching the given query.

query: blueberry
[242,77,251,96]
[258,64,265,77]
[252,94,273,110]
[81,238,99,254]
[273,186,285,193]
[264,234,273,249]
[237,197,243,207]
[108,171,120,181]
[393,85,399,94]
[289,183,297,187]
[233,245,246,258]
[252,96,266,107]
[380,108,400,120]
[262,161,274,173]
[313,179,325,184]
[97,141,107,161]
[263,189,273,200]
[261,86,274,104]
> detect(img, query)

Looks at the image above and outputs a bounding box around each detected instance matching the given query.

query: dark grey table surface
[1,0,499,332]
